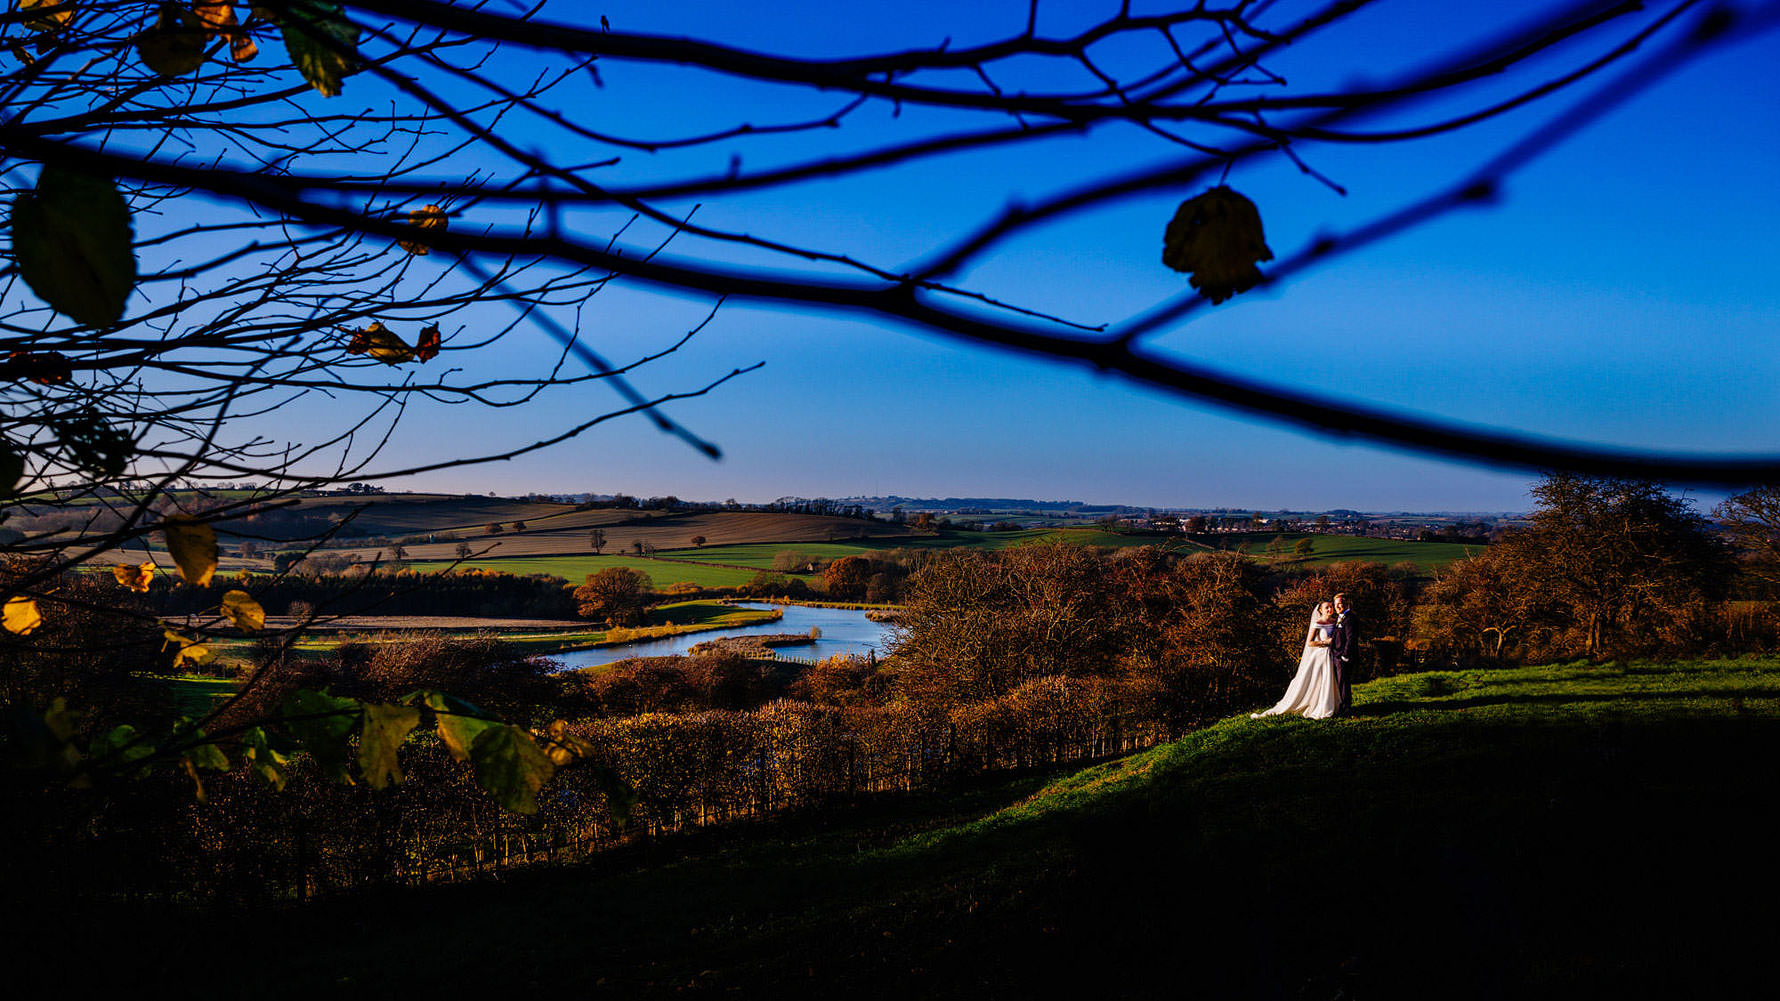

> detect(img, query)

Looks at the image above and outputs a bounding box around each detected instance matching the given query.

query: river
[549,601,895,670]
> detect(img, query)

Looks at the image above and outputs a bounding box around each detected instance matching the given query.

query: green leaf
[241,726,290,791]
[424,691,499,762]
[89,724,156,774]
[10,166,136,326]
[186,740,229,771]
[279,1,359,97]
[171,716,230,771]
[357,702,419,790]
[136,4,208,77]
[468,724,555,814]
[281,688,361,784]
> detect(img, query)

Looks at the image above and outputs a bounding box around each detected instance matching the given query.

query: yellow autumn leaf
[398,204,448,255]
[1161,185,1275,305]
[162,628,213,669]
[4,596,43,635]
[345,322,414,365]
[113,561,155,592]
[219,589,265,632]
[162,517,218,587]
[19,0,74,33]
[195,2,258,63]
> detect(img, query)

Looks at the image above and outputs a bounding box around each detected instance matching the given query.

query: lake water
[549,602,895,670]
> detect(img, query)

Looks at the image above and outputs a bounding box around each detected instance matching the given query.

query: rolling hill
[54,657,1780,996]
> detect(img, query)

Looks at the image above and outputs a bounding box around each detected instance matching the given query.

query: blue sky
[238,1,1780,511]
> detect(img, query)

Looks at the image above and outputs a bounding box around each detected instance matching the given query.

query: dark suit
[1331,611,1357,713]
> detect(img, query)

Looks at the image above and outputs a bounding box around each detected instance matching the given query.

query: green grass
[1192,530,1483,571]
[661,527,1153,568]
[668,527,1466,573]
[643,599,775,628]
[151,673,238,714]
[80,656,1780,996]
[406,553,758,588]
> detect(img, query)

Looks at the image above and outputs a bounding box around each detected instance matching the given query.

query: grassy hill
[64,657,1780,995]
[1191,530,1482,572]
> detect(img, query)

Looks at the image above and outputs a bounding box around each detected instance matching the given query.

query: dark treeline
[575,494,875,520]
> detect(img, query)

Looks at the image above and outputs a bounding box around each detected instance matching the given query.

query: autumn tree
[1485,475,1732,658]
[894,543,1124,704]
[588,529,607,554]
[1413,548,1549,665]
[1110,548,1278,732]
[573,566,653,627]
[821,555,873,600]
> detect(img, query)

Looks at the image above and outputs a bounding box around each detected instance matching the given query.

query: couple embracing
[1252,592,1356,721]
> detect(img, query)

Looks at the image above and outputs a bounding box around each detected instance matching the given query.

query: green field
[665,527,1470,573]
[1190,531,1482,572]
[81,656,1780,994]
[660,527,1151,569]
[406,554,759,588]
[156,674,238,714]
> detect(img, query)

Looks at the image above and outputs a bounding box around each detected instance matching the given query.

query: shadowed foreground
[42,659,1780,997]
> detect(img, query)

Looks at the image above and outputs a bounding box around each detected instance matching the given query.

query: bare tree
[1715,486,1780,586]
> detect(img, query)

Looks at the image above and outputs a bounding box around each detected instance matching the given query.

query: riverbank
[201,600,784,662]
[745,597,905,612]
[551,601,893,670]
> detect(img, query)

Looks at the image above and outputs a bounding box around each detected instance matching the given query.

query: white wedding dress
[1252,614,1342,720]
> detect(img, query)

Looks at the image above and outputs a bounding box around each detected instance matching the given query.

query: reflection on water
[550,602,893,671]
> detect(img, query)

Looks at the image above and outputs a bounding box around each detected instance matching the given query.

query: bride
[1252,600,1343,720]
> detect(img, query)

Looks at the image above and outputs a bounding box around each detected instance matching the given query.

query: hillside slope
[51,659,1780,997]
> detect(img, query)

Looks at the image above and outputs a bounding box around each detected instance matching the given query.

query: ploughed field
[65,657,1778,996]
[332,510,912,565]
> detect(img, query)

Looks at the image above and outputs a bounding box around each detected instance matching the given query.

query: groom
[1331,593,1356,715]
